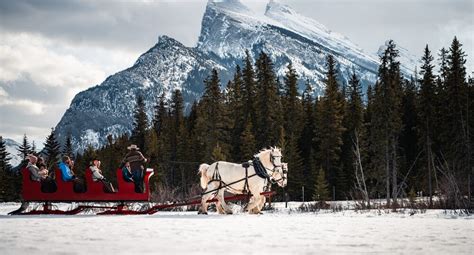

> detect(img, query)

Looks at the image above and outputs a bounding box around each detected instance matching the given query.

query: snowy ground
[0,202,473,255]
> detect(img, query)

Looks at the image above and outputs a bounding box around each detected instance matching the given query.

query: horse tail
[198,163,211,189]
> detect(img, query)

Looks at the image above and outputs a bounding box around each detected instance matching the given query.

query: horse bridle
[266,151,286,185]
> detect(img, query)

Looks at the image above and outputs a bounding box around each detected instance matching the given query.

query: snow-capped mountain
[198,0,380,93]
[55,35,227,152]
[54,0,418,151]
[4,138,22,168]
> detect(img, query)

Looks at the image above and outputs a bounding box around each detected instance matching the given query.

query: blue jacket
[59,162,74,181]
[122,167,134,182]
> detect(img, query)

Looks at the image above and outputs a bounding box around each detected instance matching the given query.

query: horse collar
[252,158,271,180]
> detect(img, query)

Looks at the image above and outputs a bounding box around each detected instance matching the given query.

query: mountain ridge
[54,0,417,152]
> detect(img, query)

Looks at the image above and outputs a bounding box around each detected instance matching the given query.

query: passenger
[59,156,75,182]
[26,154,46,182]
[36,156,49,179]
[69,159,75,173]
[27,154,56,193]
[89,159,115,193]
[121,161,134,183]
[59,156,85,193]
[122,144,147,193]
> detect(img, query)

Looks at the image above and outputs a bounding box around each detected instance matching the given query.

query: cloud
[0,32,106,87]
[0,0,206,50]
[0,99,45,115]
[0,31,137,144]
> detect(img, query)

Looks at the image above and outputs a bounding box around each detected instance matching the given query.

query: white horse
[198,147,287,214]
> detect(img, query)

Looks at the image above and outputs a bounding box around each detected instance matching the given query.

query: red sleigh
[21,167,153,202]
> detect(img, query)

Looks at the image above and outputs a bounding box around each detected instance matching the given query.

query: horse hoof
[198,211,208,215]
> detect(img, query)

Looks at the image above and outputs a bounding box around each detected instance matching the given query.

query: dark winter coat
[122,150,147,171]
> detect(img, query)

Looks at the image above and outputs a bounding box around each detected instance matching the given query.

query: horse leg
[199,192,212,214]
[252,195,266,214]
[217,189,233,214]
[243,196,255,211]
[199,182,218,215]
[249,196,264,214]
[216,201,225,214]
[246,194,261,214]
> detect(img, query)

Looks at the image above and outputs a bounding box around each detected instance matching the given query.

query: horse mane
[253,147,281,158]
[254,148,270,158]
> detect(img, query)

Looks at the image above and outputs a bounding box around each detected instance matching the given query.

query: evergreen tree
[63,134,74,158]
[17,134,31,160]
[363,84,378,197]
[144,128,160,186]
[0,136,12,173]
[30,141,37,155]
[299,81,316,199]
[285,136,305,200]
[281,63,305,200]
[168,89,187,187]
[340,70,364,199]
[346,71,364,136]
[186,101,204,163]
[370,40,403,205]
[418,45,437,205]
[315,55,345,190]
[44,128,61,168]
[131,94,148,151]
[282,63,302,137]
[227,65,246,161]
[313,168,330,201]
[440,37,470,185]
[196,69,230,162]
[0,136,17,201]
[255,51,283,148]
[170,89,185,153]
[240,121,256,160]
[400,77,419,192]
[153,93,167,137]
[242,50,257,127]
[438,47,450,83]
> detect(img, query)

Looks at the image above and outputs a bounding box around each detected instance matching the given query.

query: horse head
[256,147,287,187]
[270,147,283,168]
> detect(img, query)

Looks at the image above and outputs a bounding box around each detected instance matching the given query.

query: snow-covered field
[0,203,472,255]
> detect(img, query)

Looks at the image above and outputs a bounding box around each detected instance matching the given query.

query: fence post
[332,186,336,201]
[302,186,305,202]
[469,174,472,209]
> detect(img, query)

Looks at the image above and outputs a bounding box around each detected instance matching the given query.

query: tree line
[0,37,472,208]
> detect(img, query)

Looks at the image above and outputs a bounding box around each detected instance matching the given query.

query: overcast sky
[0,0,472,147]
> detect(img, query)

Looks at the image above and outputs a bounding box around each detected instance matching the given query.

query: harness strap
[243,165,250,194]
[201,173,258,196]
[212,162,221,181]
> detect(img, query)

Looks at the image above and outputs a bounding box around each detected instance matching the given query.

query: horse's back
[210,161,263,190]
